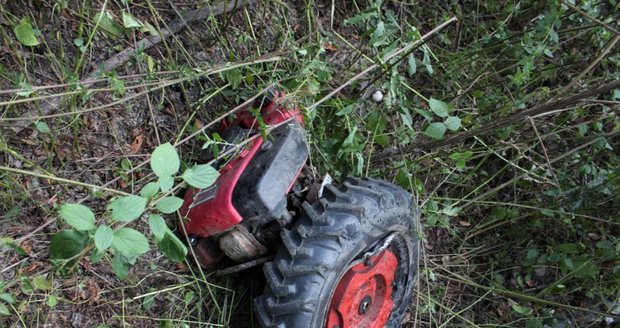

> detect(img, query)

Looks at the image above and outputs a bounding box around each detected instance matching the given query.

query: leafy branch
[50,143,218,279]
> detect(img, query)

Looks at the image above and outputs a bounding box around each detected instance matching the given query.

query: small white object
[317,173,333,198]
[371,90,384,102]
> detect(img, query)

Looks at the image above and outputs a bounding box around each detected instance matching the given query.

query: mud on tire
[254,177,422,328]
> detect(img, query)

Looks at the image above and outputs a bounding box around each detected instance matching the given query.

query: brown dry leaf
[322,42,337,52]
[24,261,38,273]
[459,220,471,227]
[194,118,204,130]
[46,194,59,205]
[130,134,144,154]
[87,278,101,302]
[20,241,33,254]
[80,257,92,272]
[163,104,176,116]
[55,147,67,161]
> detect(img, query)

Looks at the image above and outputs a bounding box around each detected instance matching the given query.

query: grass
[1,0,620,327]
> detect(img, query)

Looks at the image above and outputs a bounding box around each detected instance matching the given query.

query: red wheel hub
[326,250,399,328]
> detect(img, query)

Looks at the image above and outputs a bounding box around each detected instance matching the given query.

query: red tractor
[179,89,422,328]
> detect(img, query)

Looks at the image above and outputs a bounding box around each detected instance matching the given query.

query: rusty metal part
[218,225,267,262]
[215,255,275,276]
[192,237,225,268]
[305,173,333,203]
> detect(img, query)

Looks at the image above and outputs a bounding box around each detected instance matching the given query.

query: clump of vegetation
[0,0,618,327]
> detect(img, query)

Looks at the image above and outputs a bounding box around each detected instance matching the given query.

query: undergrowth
[0,0,619,327]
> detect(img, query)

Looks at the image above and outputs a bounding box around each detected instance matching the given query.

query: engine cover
[233,121,308,229]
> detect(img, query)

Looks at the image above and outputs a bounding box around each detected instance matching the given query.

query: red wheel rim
[325,250,398,328]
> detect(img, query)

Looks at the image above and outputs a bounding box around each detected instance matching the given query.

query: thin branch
[7,0,259,130]
[0,165,130,196]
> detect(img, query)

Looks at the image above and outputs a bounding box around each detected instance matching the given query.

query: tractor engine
[179,90,308,267]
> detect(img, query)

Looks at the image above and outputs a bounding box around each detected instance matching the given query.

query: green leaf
[94,225,113,252]
[90,248,105,264]
[221,68,243,88]
[370,21,386,46]
[143,22,160,37]
[58,204,96,231]
[107,195,147,222]
[373,21,385,39]
[140,182,160,199]
[150,143,180,178]
[424,122,447,139]
[157,232,187,263]
[444,116,461,131]
[14,18,39,46]
[155,196,183,214]
[49,230,89,262]
[32,275,52,290]
[428,98,449,118]
[35,121,51,134]
[407,53,417,76]
[182,165,219,188]
[158,175,174,193]
[47,294,58,307]
[413,107,433,122]
[512,304,533,316]
[422,48,433,74]
[94,11,124,38]
[449,151,474,160]
[112,253,131,280]
[122,12,142,28]
[148,214,168,241]
[0,302,9,315]
[441,207,460,216]
[112,228,150,256]
[342,126,358,149]
[0,293,16,304]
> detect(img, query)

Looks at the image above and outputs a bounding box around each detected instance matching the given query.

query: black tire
[254,177,422,328]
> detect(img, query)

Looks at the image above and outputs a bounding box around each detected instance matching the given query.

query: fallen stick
[10,0,259,130]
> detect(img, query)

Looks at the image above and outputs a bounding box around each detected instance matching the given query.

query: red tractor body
[179,90,307,265]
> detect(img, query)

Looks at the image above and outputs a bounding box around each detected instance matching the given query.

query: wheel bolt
[359,295,372,315]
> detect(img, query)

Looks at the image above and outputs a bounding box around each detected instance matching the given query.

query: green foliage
[13,18,39,46]
[424,122,447,139]
[50,230,89,269]
[150,143,180,178]
[121,12,142,29]
[107,195,147,222]
[93,10,124,38]
[59,204,96,231]
[112,228,150,256]
[47,141,219,278]
[182,164,219,188]
[94,225,114,252]
[147,214,167,240]
[140,182,160,199]
[155,196,183,214]
[35,121,51,134]
[429,98,449,118]
[157,233,187,263]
